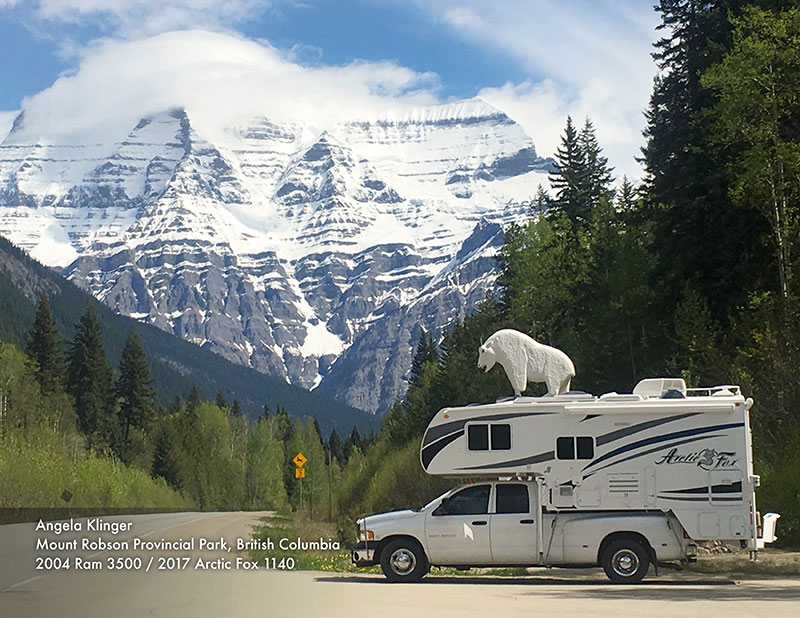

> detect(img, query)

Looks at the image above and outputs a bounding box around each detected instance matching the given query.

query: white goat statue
[477,329,575,397]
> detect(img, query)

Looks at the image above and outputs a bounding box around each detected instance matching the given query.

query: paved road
[1,512,799,617]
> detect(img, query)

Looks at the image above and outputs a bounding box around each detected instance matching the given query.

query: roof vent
[633,378,687,399]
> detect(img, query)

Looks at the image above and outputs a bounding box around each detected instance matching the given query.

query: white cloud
[0,111,18,142]
[4,1,661,180]
[29,0,275,36]
[9,30,441,145]
[394,0,660,180]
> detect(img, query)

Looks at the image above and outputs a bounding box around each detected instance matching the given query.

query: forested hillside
[0,235,375,435]
[0,299,371,513]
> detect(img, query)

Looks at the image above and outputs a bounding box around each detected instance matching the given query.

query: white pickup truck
[352,479,695,583]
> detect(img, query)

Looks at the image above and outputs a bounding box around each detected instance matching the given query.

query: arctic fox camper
[352,378,779,583]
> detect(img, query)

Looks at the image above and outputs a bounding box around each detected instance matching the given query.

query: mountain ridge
[0,234,375,434]
[0,99,552,412]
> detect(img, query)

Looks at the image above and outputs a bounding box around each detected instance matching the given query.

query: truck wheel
[380,539,428,583]
[601,538,650,584]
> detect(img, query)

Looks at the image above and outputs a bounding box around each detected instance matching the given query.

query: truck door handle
[472,520,487,526]
[519,519,534,524]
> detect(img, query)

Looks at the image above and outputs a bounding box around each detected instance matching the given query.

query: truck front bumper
[351,541,377,566]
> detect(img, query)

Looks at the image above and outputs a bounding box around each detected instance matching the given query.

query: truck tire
[380,538,428,583]
[601,538,650,584]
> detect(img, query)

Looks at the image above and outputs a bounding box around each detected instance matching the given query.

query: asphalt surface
[1,511,799,617]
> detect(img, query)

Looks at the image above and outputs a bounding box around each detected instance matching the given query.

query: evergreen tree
[409,329,438,389]
[215,389,228,410]
[549,116,587,224]
[642,0,772,321]
[67,305,115,449]
[349,426,363,453]
[261,404,271,419]
[578,118,614,207]
[167,394,183,415]
[528,184,550,218]
[231,399,243,417]
[187,384,200,415]
[616,176,639,213]
[312,418,324,445]
[548,116,613,228]
[328,428,344,463]
[115,329,155,460]
[273,406,293,443]
[382,399,406,445]
[152,415,182,489]
[26,295,65,397]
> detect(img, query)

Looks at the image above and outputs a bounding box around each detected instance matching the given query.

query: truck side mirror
[433,498,451,516]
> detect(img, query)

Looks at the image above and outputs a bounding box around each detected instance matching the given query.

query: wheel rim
[611,548,639,577]
[389,548,416,575]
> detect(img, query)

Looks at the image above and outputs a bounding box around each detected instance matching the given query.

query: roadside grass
[685,550,800,577]
[0,430,192,509]
[249,512,379,573]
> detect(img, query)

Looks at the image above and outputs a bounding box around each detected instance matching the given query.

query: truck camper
[352,377,780,583]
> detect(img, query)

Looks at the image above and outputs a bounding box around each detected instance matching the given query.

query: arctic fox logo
[655,447,738,470]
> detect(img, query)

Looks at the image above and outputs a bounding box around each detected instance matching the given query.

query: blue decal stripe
[662,481,743,495]
[421,430,463,470]
[583,434,726,478]
[595,413,698,446]
[584,423,744,471]
[456,450,555,471]
[422,412,552,447]
[657,495,743,502]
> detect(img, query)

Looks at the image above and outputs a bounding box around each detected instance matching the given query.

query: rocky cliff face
[0,99,553,413]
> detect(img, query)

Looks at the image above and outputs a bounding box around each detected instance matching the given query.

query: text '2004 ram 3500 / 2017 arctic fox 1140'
[351,329,780,584]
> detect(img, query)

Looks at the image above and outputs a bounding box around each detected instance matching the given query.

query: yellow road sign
[294,467,306,479]
[292,452,307,467]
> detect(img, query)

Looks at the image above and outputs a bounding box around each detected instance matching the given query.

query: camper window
[556,436,595,460]
[491,424,511,450]
[496,484,529,514]
[556,437,574,459]
[468,425,489,450]
[467,423,512,451]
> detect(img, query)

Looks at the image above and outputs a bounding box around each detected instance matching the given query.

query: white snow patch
[300,321,344,357]
[28,220,79,268]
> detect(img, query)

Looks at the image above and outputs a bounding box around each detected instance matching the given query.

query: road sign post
[292,452,308,515]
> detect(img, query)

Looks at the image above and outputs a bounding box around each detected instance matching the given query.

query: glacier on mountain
[0,99,553,413]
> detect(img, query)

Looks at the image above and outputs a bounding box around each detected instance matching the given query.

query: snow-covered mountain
[0,98,553,412]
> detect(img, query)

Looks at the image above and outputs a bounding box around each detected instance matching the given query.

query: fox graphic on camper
[655,447,738,470]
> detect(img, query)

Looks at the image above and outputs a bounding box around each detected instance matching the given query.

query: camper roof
[453,378,748,416]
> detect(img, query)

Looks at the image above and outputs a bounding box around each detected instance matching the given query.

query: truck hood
[357,509,421,526]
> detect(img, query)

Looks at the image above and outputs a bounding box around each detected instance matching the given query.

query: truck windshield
[418,488,458,512]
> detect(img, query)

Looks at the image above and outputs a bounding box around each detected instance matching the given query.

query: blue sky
[0,0,660,177]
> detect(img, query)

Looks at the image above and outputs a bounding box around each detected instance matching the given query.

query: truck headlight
[359,530,374,542]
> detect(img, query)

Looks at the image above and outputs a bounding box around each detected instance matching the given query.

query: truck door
[425,484,493,565]
[489,483,538,564]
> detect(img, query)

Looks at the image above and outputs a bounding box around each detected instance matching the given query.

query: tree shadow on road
[315,574,800,602]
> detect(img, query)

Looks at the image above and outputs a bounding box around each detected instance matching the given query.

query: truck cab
[352,479,693,583]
